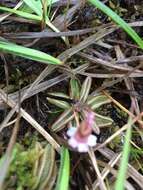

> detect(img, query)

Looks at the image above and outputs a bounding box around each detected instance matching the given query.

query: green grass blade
[0,41,62,65]
[23,0,66,42]
[88,0,143,49]
[0,6,41,21]
[23,0,42,16]
[0,2,66,43]
[115,118,132,190]
[23,0,61,15]
[55,147,70,190]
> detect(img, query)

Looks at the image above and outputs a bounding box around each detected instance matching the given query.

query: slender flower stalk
[67,111,97,152]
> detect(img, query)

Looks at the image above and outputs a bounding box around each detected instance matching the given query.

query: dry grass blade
[3,119,17,128]
[102,90,143,126]
[57,20,143,62]
[58,27,116,62]
[95,111,143,151]
[97,158,135,190]
[0,1,23,22]
[88,148,107,190]
[0,65,55,131]
[77,72,143,78]
[78,52,142,72]
[99,147,143,189]
[0,114,20,190]
[0,89,60,152]
[21,65,56,100]
[116,55,143,64]
[115,45,143,141]
[52,2,82,30]
[115,45,141,116]
[127,164,143,187]
[90,62,143,96]
[95,124,128,150]
[124,183,136,190]
[5,28,96,39]
[20,111,59,151]
[0,73,68,109]
[0,63,88,109]
[93,153,121,189]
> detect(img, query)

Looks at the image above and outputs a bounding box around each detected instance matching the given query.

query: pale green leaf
[47,98,70,109]
[51,108,74,132]
[47,92,70,99]
[87,95,111,110]
[80,77,92,103]
[70,78,80,100]
[95,113,113,127]
[38,144,55,190]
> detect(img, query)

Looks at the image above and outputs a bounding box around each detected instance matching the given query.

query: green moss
[5,143,38,189]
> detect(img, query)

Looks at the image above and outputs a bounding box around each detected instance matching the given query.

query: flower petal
[68,137,78,148]
[77,143,89,152]
[67,127,77,137]
[87,135,97,146]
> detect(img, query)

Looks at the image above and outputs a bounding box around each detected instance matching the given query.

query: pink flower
[67,111,97,152]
